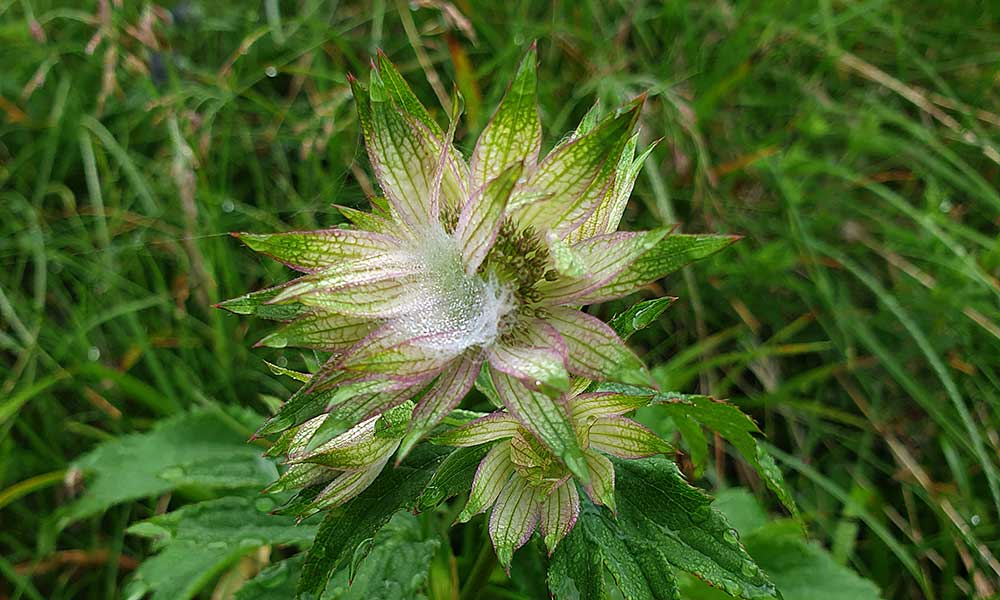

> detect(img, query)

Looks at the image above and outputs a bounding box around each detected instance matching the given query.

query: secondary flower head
[222,45,733,510]
[434,388,673,568]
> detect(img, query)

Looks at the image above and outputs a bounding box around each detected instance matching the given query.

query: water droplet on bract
[221,199,235,213]
[266,335,288,349]
[255,497,276,512]
[938,200,952,213]
[534,380,542,387]
[722,580,741,596]
[971,514,981,526]
[276,356,288,367]
[87,346,101,361]
[741,560,761,578]
[689,506,710,524]
[265,65,277,78]
[420,485,444,509]
[723,528,740,546]
[159,466,186,480]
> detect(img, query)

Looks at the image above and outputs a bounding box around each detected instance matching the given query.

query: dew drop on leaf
[723,528,740,546]
[689,505,710,524]
[158,466,186,480]
[741,560,761,578]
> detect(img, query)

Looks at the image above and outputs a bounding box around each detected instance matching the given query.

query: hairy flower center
[389,224,511,356]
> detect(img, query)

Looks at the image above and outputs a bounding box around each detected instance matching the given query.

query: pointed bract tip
[346,72,357,83]
[230,231,242,238]
[528,39,538,51]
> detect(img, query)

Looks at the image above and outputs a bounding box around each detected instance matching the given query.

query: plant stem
[459,536,496,600]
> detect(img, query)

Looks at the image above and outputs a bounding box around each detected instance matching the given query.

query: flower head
[222,45,728,511]
[434,388,672,568]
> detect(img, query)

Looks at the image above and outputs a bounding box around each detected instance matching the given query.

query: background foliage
[1,1,998,598]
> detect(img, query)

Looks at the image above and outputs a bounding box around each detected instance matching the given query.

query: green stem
[459,536,497,600]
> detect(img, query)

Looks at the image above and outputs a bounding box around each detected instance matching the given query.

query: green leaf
[257,383,336,437]
[416,444,492,511]
[62,409,276,525]
[470,44,540,188]
[612,457,779,599]
[571,100,602,138]
[293,418,398,470]
[684,489,882,600]
[234,555,305,600]
[216,287,308,321]
[548,500,681,600]
[740,522,882,600]
[608,297,677,340]
[335,203,392,233]
[650,392,800,520]
[574,233,740,303]
[295,444,451,599]
[236,514,443,600]
[126,496,316,600]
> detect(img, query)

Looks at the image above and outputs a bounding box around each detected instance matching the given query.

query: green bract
[434,388,672,567]
[222,45,735,530]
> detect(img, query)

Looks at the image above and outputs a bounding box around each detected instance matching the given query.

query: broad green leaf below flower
[295,444,451,599]
[61,408,275,526]
[125,497,316,600]
[549,458,780,600]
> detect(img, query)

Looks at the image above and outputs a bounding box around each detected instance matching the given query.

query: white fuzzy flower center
[389,224,511,357]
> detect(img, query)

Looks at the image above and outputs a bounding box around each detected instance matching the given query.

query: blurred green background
[1,1,998,598]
